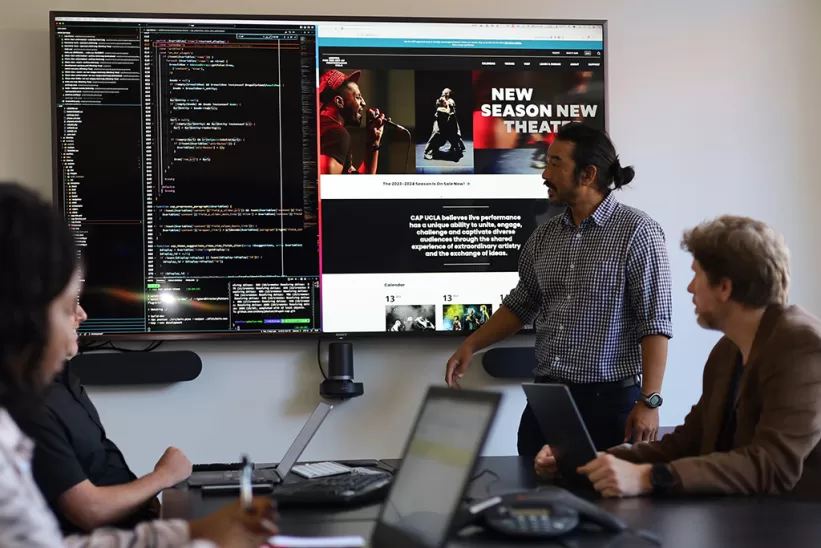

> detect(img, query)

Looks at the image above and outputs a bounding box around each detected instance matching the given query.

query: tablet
[522,383,599,485]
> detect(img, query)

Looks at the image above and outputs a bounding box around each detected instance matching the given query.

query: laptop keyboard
[188,467,280,487]
[192,462,244,472]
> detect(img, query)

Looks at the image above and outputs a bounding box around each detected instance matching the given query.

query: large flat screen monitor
[50,12,607,339]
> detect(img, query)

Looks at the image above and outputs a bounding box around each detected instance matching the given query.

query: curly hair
[0,182,77,421]
[681,215,789,307]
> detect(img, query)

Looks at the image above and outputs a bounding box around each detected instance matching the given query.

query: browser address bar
[323,24,601,40]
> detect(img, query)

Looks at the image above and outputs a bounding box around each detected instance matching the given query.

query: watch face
[652,464,675,490]
[649,394,662,407]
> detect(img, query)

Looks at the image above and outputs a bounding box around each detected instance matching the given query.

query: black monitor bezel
[49,10,608,341]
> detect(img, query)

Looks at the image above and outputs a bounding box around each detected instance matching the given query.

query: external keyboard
[291,461,352,479]
[274,470,393,507]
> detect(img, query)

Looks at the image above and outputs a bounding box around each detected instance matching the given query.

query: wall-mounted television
[50,11,607,340]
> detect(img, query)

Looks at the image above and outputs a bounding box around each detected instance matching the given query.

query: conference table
[162,456,821,547]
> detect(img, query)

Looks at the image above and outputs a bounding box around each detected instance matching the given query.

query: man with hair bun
[535,215,821,499]
[446,122,673,456]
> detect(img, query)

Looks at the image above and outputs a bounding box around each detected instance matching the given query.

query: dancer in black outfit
[423,88,465,160]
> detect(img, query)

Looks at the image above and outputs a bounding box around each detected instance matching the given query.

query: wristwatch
[639,392,663,409]
[650,463,678,495]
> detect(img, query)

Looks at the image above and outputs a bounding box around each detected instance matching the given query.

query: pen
[240,454,252,511]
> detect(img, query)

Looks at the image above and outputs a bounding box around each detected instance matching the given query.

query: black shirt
[716,355,745,452]
[25,363,155,533]
[320,114,354,173]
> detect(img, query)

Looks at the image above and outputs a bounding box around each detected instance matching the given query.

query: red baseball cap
[318,69,361,103]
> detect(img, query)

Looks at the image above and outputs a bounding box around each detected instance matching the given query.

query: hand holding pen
[189,454,278,546]
[240,454,253,511]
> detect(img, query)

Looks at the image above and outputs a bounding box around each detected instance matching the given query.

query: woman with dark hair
[0,182,278,547]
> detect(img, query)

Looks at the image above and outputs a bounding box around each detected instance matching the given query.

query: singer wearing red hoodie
[318,69,387,174]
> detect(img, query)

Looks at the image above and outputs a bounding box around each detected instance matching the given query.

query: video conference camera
[320,341,364,400]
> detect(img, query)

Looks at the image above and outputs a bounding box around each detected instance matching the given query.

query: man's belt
[534,374,640,391]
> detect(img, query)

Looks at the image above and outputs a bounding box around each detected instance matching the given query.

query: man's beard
[696,311,721,331]
[342,106,362,127]
[549,193,567,206]
[546,185,569,206]
[545,179,580,207]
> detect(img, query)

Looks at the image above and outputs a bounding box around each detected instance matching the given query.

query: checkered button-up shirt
[503,192,673,383]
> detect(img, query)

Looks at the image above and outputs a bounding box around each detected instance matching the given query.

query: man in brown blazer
[534,215,821,497]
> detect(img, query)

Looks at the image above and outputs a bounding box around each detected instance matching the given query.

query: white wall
[2,0,820,476]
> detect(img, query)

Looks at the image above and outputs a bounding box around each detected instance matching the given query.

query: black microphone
[368,108,409,133]
[385,119,410,133]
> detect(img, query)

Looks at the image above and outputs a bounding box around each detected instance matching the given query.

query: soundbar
[70,350,202,386]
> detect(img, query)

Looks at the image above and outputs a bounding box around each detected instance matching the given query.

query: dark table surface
[163,456,821,548]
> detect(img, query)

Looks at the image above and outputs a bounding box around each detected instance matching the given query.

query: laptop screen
[377,389,499,547]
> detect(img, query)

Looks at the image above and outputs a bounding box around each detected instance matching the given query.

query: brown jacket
[609,304,821,496]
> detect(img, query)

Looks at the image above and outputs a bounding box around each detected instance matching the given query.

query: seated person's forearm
[463,305,524,352]
[60,471,168,530]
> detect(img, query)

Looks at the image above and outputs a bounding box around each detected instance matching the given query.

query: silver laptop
[188,401,333,487]
[370,386,502,548]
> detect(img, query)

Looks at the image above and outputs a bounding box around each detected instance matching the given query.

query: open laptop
[521,383,599,487]
[368,386,502,548]
[188,401,333,487]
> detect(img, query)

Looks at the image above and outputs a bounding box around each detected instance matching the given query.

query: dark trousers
[517,377,640,457]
